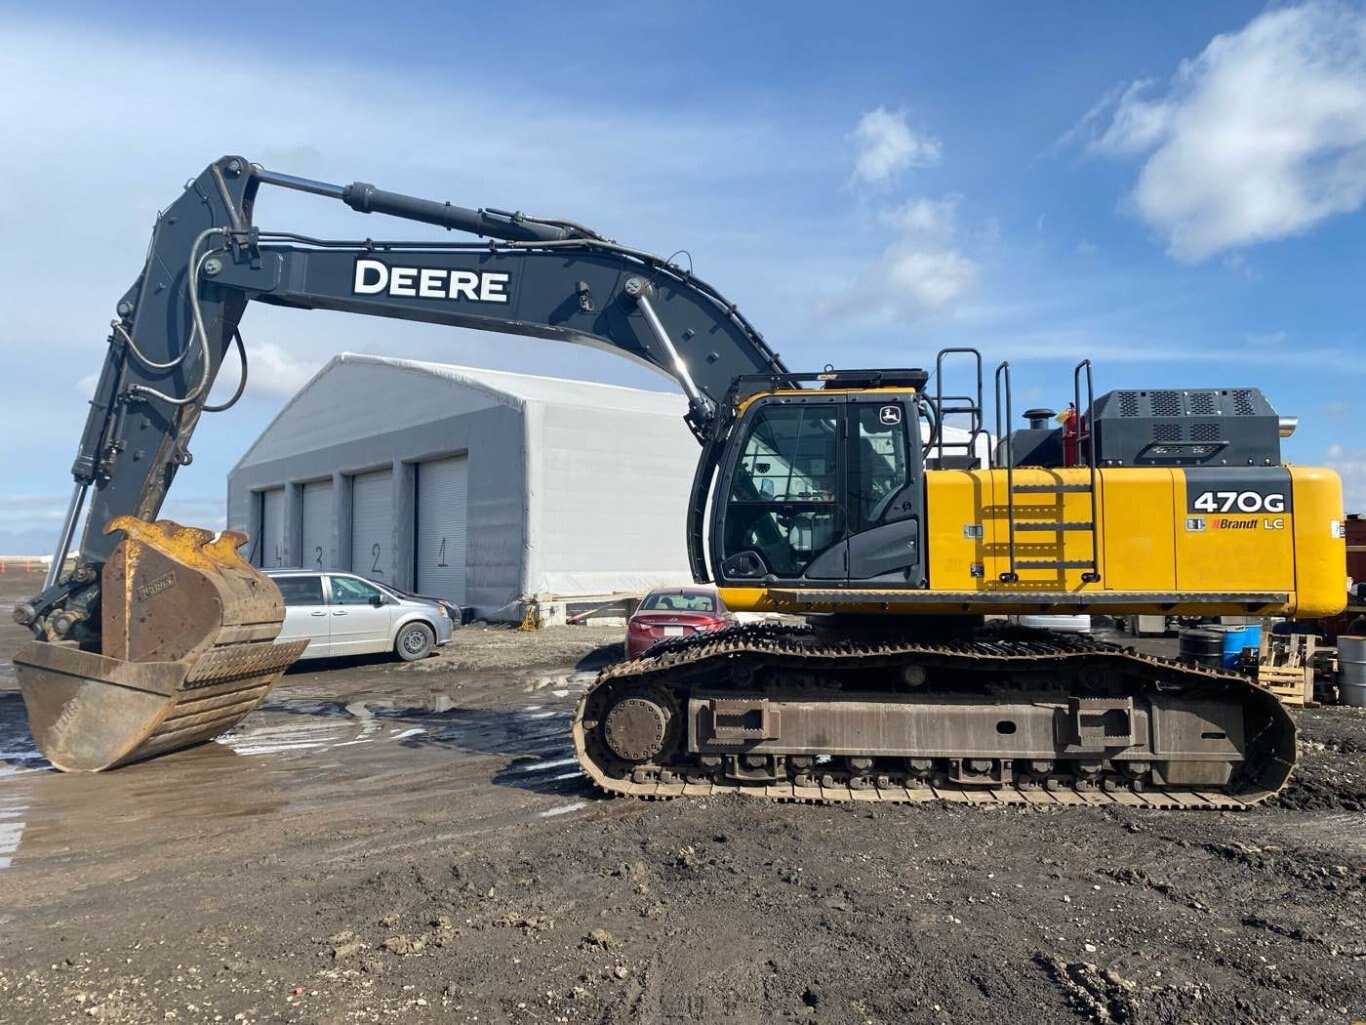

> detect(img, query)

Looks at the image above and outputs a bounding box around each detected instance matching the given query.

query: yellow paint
[105,516,252,573]
[1098,468,1176,591]
[1170,477,1291,593]
[719,464,1347,620]
[1288,466,1347,617]
[922,469,989,590]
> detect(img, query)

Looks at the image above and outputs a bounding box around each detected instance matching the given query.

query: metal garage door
[301,479,334,571]
[350,469,393,581]
[258,488,286,567]
[415,456,468,603]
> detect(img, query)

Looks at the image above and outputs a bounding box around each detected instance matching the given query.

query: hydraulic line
[202,329,249,413]
[122,228,227,407]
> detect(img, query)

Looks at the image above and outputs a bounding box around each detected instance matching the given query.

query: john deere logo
[879,405,902,425]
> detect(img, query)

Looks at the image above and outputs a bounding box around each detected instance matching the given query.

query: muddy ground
[0,567,1363,1025]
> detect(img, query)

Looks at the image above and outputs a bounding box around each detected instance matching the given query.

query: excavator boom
[15,156,781,770]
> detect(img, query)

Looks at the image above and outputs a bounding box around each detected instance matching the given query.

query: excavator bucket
[14,518,307,772]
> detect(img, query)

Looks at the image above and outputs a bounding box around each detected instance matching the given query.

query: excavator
[13,156,1346,809]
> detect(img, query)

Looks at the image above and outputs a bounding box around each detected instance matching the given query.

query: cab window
[852,404,910,529]
[329,576,383,605]
[276,575,324,607]
[723,404,840,577]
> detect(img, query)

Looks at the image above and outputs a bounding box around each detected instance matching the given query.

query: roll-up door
[350,469,393,581]
[258,488,286,568]
[301,480,335,571]
[415,455,468,603]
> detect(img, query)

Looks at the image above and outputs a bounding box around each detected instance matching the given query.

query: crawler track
[572,623,1295,810]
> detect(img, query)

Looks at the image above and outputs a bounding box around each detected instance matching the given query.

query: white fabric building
[227,354,699,620]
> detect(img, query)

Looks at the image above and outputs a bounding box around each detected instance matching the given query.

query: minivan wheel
[395,621,435,661]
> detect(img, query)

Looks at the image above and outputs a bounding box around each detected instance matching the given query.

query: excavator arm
[14,155,784,770]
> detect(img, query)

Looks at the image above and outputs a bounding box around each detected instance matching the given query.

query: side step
[1012,521,1094,532]
[1014,560,1097,571]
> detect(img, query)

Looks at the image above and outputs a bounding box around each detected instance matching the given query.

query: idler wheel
[602,691,676,763]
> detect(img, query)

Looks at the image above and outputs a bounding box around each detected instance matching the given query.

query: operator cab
[713,371,930,589]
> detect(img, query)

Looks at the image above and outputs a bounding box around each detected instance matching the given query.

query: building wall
[525,402,697,597]
[228,403,527,616]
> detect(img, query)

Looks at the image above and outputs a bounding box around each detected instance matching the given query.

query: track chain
[571,622,1295,811]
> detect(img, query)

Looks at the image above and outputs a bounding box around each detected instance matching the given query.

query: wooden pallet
[1257,632,1315,706]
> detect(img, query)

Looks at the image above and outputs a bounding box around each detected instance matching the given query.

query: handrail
[933,348,986,468]
[1072,359,1100,582]
[993,361,1018,582]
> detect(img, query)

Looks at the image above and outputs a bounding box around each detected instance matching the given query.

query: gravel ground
[1,569,1363,1024]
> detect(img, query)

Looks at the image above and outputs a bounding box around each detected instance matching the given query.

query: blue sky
[2,1,1365,553]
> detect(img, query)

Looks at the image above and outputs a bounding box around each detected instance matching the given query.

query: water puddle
[511,756,580,774]
[538,801,586,818]
[0,798,29,869]
[0,659,601,875]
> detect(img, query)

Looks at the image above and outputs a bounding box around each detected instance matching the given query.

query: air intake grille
[1085,386,1279,466]
[1152,390,1182,417]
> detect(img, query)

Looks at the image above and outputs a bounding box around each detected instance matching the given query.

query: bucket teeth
[15,517,302,772]
[104,517,245,575]
[206,529,251,566]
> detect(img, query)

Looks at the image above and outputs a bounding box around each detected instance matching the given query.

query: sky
[2,1,1365,553]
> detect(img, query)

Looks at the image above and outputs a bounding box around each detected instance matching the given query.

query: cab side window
[277,575,324,607]
[329,576,382,605]
[852,404,910,529]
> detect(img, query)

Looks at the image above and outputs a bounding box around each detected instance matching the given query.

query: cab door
[843,399,925,586]
[716,396,847,583]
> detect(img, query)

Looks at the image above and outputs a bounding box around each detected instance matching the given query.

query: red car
[625,587,736,659]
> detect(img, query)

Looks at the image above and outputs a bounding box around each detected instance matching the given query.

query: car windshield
[641,592,717,613]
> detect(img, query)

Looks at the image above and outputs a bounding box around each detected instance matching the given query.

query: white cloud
[850,108,941,187]
[820,175,977,323]
[879,246,978,311]
[816,226,978,324]
[236,340,324,400]
[822,113,976,324]
[1078,1,1366,261]
[879,195,961,234]
[1326,443,1366,512]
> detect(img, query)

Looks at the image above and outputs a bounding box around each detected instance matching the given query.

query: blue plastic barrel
[1220,626,1249,668]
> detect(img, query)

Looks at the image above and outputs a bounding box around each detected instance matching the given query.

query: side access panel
[1172,468,1295,595]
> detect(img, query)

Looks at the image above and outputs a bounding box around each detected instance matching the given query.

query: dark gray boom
[20,156,785,642]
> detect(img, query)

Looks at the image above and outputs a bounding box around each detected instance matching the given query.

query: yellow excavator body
[720,463,1345,619]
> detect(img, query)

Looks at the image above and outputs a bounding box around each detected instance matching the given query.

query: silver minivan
[264,570,453,661]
